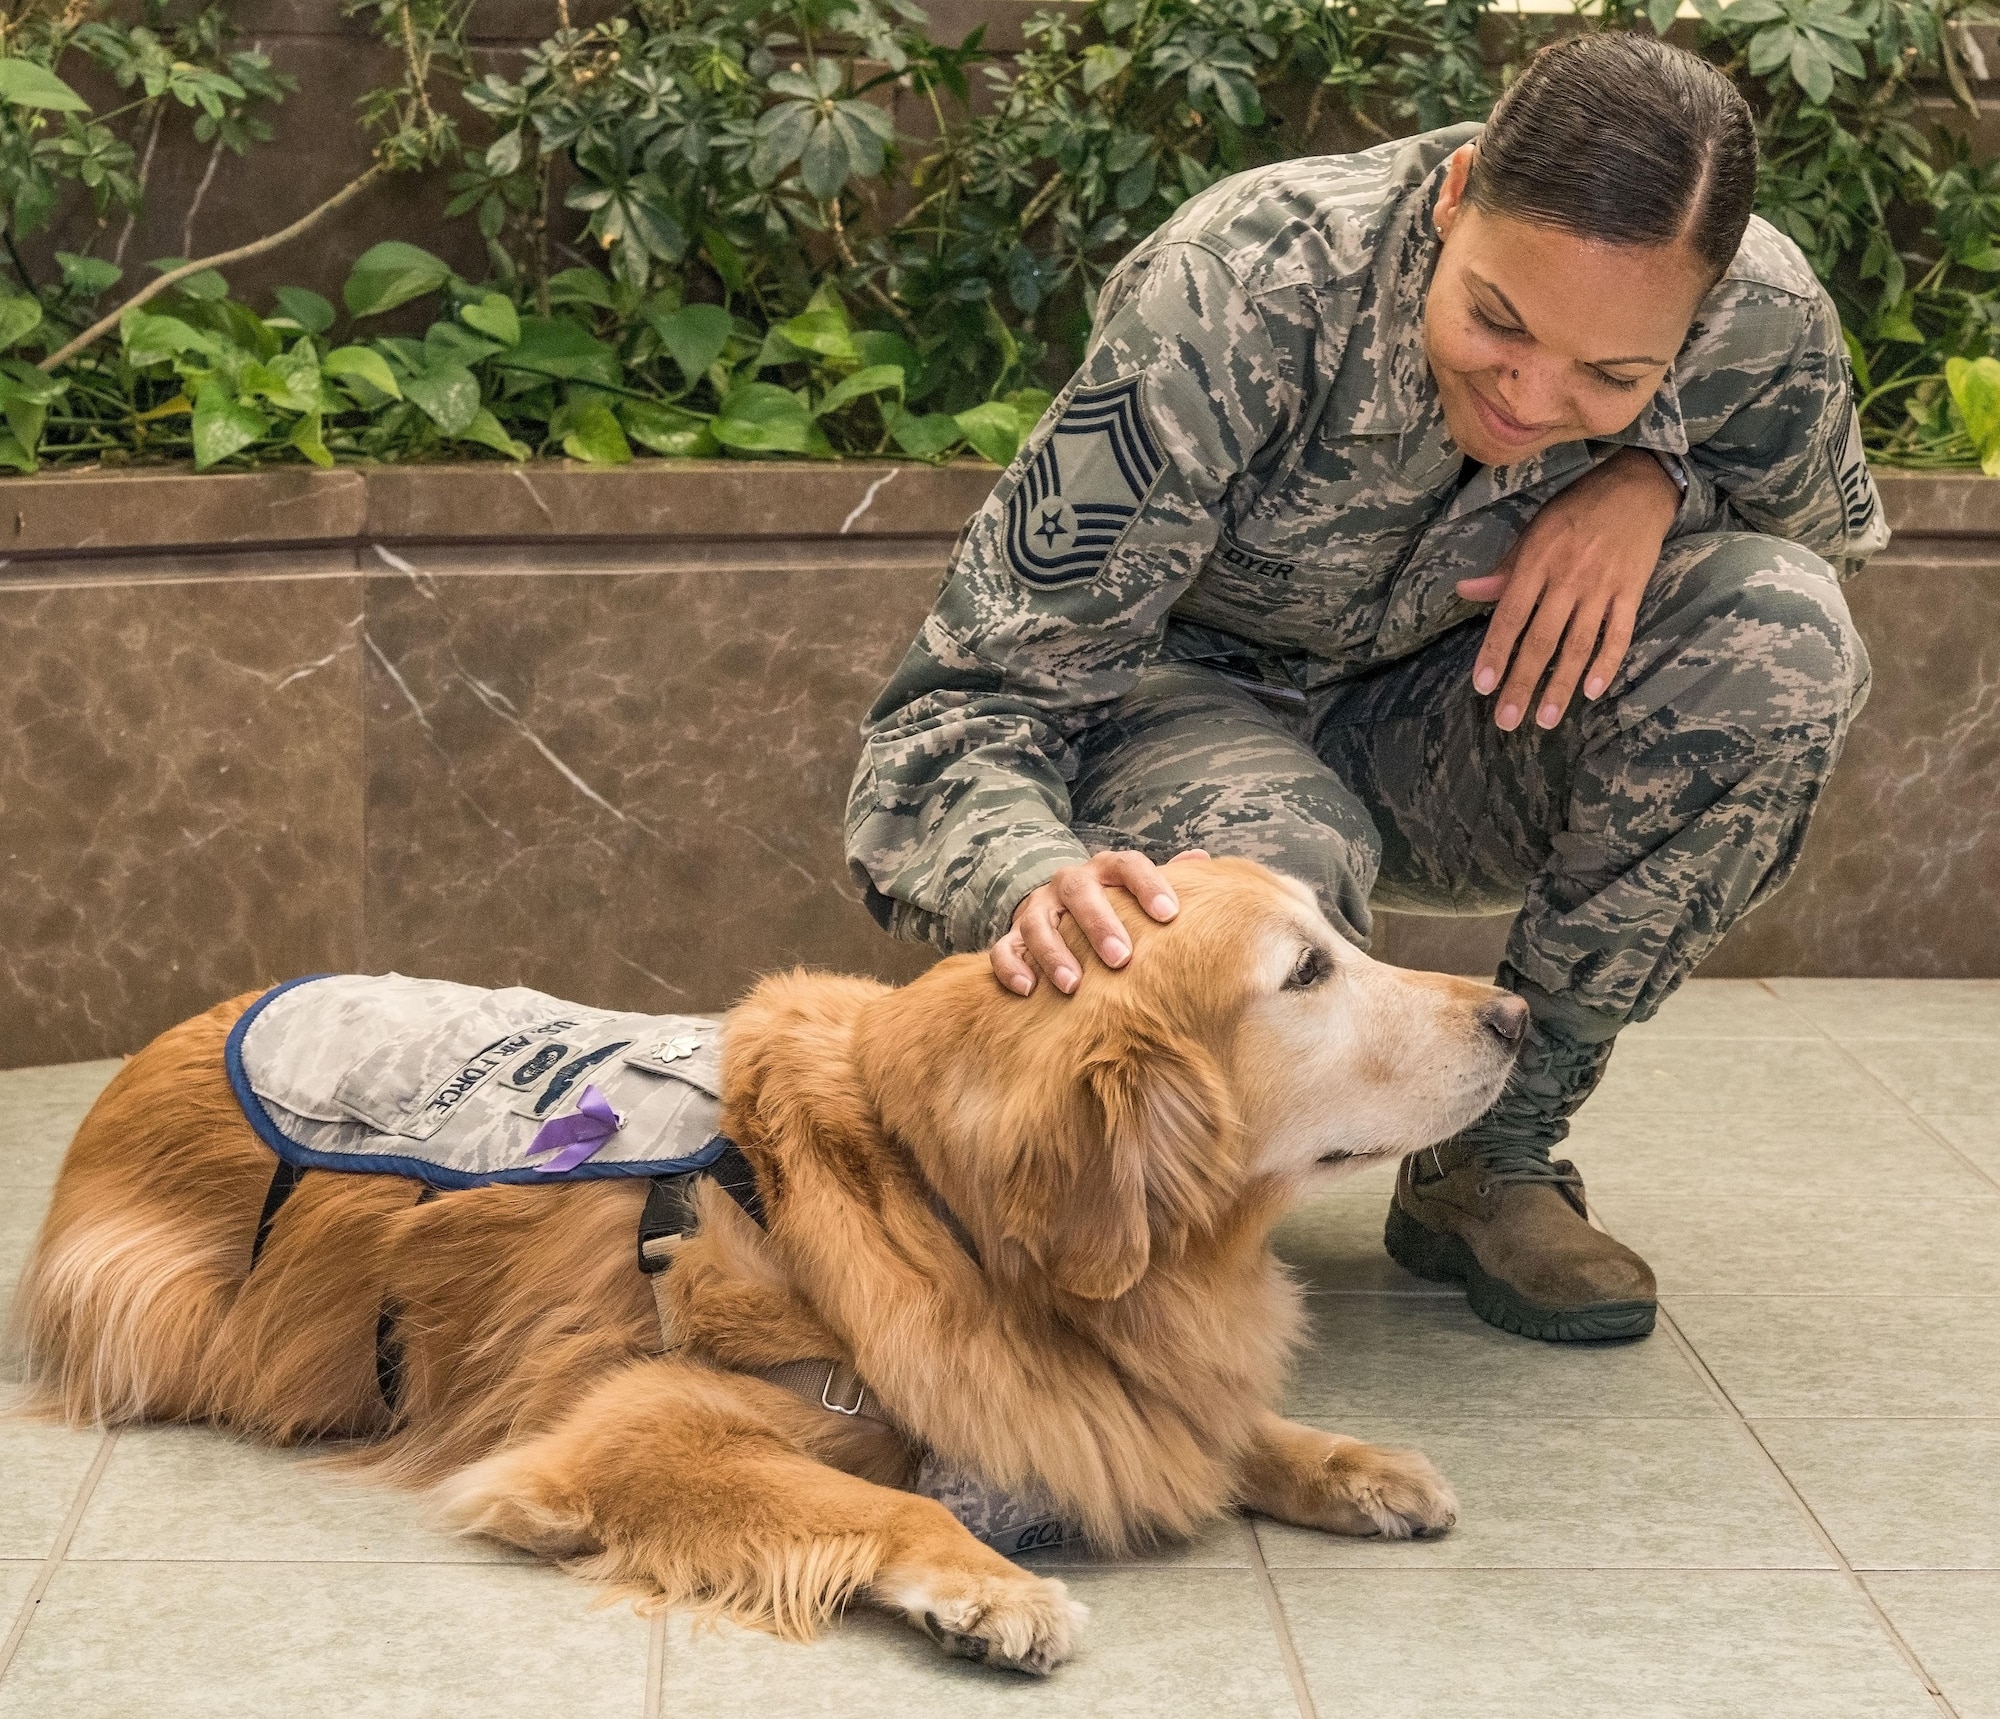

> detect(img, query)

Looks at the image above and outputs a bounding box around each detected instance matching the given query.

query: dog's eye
[1285,945,1331,991]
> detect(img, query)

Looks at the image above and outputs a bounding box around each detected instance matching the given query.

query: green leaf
[816,363,904,417]
[1872,293,1924,345]
[192,379,269,470]
[240,339,322,413]
[1646,0,1679,31]
[1789,34,1835,103]
[648,302,734,386]
[457,407,529,460]
[122,311,222,367]
[852,329,920,385]
[699,228,746,298]
[506,316,623,386]
[0,293,41,350]
[461,292,520,346]
[0,58,90,112]
[0,430,36,473]
[1747,21,1796,74]
[322,344,402,400]
[342,240,453,318]
[1947,357,2000,470]
[3,390,44,461]
[888,408,964,461]
[55,253,121,298]
[556,398,632,464]
[1004,387,1055,426]
[776,305,856,362]
[171,268,230,303]
[622,399,719,457]
[953,400,1023,465]
[424,320,501,368]
[289,411,333,468]
[713,381,815,452]
[547,267,615,310]
[272,286,335,335]
[1080,44,1131,95]
[404,363,482,436]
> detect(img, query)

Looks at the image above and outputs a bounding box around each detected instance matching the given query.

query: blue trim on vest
[224,976,731,1190]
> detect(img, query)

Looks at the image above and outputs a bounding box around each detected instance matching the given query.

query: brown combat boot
[1385,1137,1657,1342]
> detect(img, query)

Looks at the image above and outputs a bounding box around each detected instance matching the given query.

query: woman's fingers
[1492,584,1576,731]
[1094,847,1183,923]
[1019,891,1084,994]
[1058,866,1135,970]
[1533,595,1607,728]
[1471,563,1543,703]
[1585,594,1640,701]
[989,926,1038,996]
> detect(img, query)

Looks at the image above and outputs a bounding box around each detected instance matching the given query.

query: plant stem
[38,164,389,373]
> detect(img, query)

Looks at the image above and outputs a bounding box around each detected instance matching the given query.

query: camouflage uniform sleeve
[1670,271,1888,575]
[846,241,1318,952]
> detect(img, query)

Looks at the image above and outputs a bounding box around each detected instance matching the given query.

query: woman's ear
[1434,141,1476,239]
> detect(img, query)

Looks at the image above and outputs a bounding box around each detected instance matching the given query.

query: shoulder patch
[1831,399,1875,536]
[1005,377,1165,589]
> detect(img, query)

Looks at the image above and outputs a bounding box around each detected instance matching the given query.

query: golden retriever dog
[10,857,1525,1674]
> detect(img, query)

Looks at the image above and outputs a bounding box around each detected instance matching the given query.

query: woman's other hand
[1456,446,1681,731]
[992,849,1210,996]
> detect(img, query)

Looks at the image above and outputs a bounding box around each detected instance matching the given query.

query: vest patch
[227,974,728,1188]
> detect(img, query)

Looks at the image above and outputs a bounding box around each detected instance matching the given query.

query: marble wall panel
[0,570,366,1067]
[359,550,941,1015]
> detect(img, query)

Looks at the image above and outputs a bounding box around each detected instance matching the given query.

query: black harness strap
[248,1158,307,1269]
[637,1138,764,1274]
[375,1185,441,1418]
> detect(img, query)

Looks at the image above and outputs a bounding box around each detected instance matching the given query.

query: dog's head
[862,857,1525,1303]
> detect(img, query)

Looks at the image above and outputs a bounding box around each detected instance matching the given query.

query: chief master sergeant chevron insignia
[1005,377,1165,589]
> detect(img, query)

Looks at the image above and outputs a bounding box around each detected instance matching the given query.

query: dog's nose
[1479,995,1529,1046]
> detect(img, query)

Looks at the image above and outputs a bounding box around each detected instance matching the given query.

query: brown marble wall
[2,466,1997,1068]
[0,564,366,1066]
[359,545,938,1016]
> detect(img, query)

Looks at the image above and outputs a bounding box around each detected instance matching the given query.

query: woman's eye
[1286,946,1330,991]
[1470,303,1521,338]
[1592,369,1642,393]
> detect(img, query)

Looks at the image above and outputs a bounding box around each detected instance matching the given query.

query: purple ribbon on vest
[527,1084,622,1173]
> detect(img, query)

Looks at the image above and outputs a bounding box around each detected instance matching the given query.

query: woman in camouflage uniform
[846,35,1885,1342]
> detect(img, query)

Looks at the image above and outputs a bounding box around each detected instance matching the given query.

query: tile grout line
[0,1428,118,1686]
[1764,979,2000,1199]
[1654,1306,1962,1719]
[642,1607,666,1719]
[1242,1514,1319,1719]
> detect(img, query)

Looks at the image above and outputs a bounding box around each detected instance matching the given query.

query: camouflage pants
[1068,532,1871,1067]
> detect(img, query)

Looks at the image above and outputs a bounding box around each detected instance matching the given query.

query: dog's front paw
[1315,1440,1458,1540]
[897,1570,1087,1675]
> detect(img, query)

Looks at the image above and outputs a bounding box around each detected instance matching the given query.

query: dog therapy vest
[227,973,730,1187]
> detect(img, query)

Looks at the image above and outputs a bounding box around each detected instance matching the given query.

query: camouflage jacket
[847,123,1890,954]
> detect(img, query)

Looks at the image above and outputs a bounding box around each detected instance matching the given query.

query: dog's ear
[996,1028,1238,1302]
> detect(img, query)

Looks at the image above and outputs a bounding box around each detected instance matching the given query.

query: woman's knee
[1636,534,1871,730]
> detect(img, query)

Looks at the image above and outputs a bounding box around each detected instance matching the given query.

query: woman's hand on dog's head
[993,849,1209,997]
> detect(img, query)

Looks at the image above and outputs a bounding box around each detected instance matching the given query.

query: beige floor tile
[66,1424,518,1565]
[1026,1514,1252,1571]
[0,1061,118,1190]
[1755,1419,2000,1570]
[1666,1296,2000,1418]
[0,1559,649,1719]
[1866,1573,2000,1719]
[1285,1294,1717,1422]
[1932,1116,2000,1185]
[1564,1110,1989,1203]
[1271,1185,1455,1296]
[0,1559,41,1622]
[658,1568,1297,1717]
[0,1186,50,1334]
[1589,1039,1901,1117]
[0,1418,105,1559]
[1771,979,2000,1042]
[1274,1569,1937,1719]
[1841,1040,2000,1114]
[1620,980,1817,1040]
[1255,1416,1828,1571]
[1597,1196,2000,1295]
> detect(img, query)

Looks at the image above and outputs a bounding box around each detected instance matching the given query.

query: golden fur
[9,858,1522,1674]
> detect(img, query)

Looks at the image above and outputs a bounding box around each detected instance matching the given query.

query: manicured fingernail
[1103,939,1130,966]
[1497,702,1519,729]
[1537,701,1560,728]
[1054,966,1078,991]
[1474,666,1498,695]
[1584,675,1606,699]
[1150,893,1176,918]
[1009,973,1033,995]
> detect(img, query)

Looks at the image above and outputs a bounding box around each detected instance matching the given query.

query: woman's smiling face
[1423,143,1714,465]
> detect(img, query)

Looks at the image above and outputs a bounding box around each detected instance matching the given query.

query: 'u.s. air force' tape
[1005,377,1164,589]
